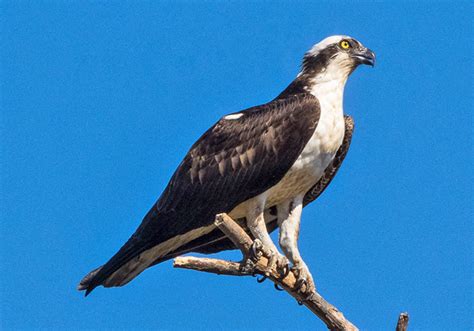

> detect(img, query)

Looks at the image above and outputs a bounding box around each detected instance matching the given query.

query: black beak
[352,48,376,67]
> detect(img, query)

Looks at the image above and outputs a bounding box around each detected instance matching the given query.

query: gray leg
[246,194,289,274]
[278,194,315,292]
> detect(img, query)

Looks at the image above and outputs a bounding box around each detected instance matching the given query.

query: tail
[77,238,151,296]
[77,234,173,296]
[77,207,174,296]
[77,266,103,296]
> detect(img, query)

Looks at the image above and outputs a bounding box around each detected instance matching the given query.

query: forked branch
[173,213,408,330]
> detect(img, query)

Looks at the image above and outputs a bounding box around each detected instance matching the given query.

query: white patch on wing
[223,113,244,120]
[103,224,215,287]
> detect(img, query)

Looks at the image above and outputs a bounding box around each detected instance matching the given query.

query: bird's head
[277,35,375,99]
[300,35,375,85]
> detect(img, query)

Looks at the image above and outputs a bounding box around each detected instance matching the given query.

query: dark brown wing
[79,94,320,294]
[153,115,355,260]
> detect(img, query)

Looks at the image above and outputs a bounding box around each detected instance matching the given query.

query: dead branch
[173,213,408,331]
[396,312,409,331]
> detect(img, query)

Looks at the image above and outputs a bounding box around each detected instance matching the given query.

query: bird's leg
[278,194,316,294]
[246,196,289,276]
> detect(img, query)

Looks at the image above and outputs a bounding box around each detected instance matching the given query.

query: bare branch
[173,256,244,276]
[173,213,409,330]
[214,213,253,253]
[396,312,409,331]
[174,213,358,330]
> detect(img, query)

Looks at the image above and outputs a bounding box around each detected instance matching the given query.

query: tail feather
[78,207,168,296]
[77,240,148,296]
[77,266,103,296]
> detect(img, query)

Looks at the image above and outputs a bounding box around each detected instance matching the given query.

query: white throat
[303,58,350,155]
[307,63,349,118]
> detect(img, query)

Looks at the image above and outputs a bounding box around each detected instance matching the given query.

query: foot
[265,249,290,278]
[240,240,262,274]
[242,239,290,278]
[292,262,316,294]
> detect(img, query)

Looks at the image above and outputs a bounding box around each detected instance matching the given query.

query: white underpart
[223,113,243,120]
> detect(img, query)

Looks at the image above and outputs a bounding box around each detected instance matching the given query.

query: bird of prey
[79,35,375,296]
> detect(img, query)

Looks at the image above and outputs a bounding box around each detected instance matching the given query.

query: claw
[291,263,316,294]
[257,275,267,283]
[265,254,277,276]
[274,283,284,291]
[295,278,308,293]
[278,263,291,278]
[250,239,264,261]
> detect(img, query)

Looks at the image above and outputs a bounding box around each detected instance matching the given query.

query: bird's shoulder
[188,93,321,158]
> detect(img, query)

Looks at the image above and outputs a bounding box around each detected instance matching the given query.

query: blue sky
[1,1,472,330]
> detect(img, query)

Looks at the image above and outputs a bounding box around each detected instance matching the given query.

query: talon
[250,239,264,261]
[265,254,277,276]
[275,256,290,278]
[257,275,267,283]
[295,278,308,293]
[279,263,291,278]
[292,263,316,294]
[274,283,284,291]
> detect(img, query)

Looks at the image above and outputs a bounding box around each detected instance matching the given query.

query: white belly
[264,105,345,206]
[230,100,345,218]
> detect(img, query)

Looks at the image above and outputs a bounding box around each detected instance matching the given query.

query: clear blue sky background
[1,1,472,330]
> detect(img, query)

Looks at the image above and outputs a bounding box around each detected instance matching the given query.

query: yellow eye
[340,40,351,49]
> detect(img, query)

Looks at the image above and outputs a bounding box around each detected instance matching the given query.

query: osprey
[79,35,375,295]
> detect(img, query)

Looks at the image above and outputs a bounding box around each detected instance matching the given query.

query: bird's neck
[308,75,347,117]
[276,63,350,110]
[306,59,350,112]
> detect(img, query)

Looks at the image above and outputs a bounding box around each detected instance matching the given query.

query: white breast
[263,77,346,207]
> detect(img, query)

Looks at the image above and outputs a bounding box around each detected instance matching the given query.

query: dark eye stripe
[352,39,362,48]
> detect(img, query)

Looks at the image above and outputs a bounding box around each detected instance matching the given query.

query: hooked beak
[352,48,376,67]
